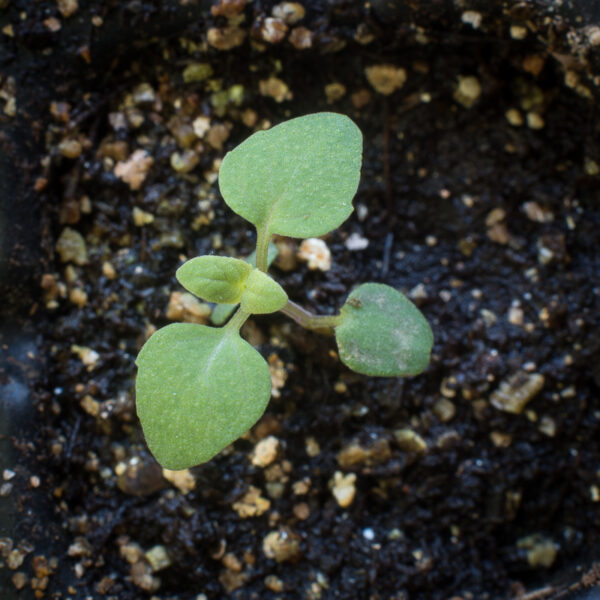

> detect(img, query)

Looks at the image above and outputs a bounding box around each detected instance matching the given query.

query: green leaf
[219,112,362,238]
[176,256,252,304]
[335,283,433,377]
[135,323,271,469]
[241,269,288,314]
[211,243,279,325]
[210,301,238,327]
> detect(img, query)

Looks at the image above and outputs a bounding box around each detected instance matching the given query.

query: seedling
[136,113,433,470]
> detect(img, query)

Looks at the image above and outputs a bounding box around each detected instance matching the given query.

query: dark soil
[1,1,600,599]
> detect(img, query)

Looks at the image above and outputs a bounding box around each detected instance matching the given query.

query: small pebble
[298,238,331,271]
[57,0,78,18]
[409,283,428,301]
[264,574,285,592]
[526,112,545,129]
[170,150,199,174]
[131,83,156,105]
[365,64,406,95]
[517,534,557,568]
[206,123,231,150]
[58,138,82,158]
[145,545,171,572]
[71,344,100,369]
[337,438,390,468]
[55,227,87,265]
[454,75,481,108]
[362,528,375,541]
[510,24,528,40]
[232,486,271,518]
[523,54,545,77]
[433,398,456,422]
[102,261,116,279]
[207,27,246,51]
[305,437,320,457]
[262,529,301,562]
[130,561,160,592]
[345,232,369,251]
[11,572,28,590]
[351,89,371,109]
[584,158,599,176]
[69,287,87,308]
[354,22,375,45]
[505,108,524,126]
[393,429,428,453]
[182,63,213,84]
[119,541,143,565]
[490,431,512,448]
[486,206,505,226]
[523,201,553,223]
[272,2,305,24]
[508,305,524,326]
[44,17,62,33]
[461,10,482,29]
[222,552,242,573]
[258,17,288,44]
[211,0,247,17]
[192,116,211,138]
[288,26,312,49]
[259,76,292,102]
[166,292,211,324]
[490,371,545,414]
[293,502,310,520]
[251,436,280,468]
[114,150,153,191]
[325,82,346,103]
[162,468,195,494]
[330,471,356,508]
[538,415,556,437]
[7,549,25,570]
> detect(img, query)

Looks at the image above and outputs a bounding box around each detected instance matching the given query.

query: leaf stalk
[281,300,342,333]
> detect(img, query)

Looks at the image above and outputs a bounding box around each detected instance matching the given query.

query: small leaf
[136,323,271,469]
[211,243,279,325]
[210,301,238,327]
[176,256,252,304]
[241,269,288,314]
[335,283,433,377]
[219,112,362,238]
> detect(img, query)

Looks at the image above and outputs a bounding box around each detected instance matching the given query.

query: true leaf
[211,243,279,325]
[241,269,288,314]
[176,256,252,304]
[135,323,271,469]
[335,283,433,377]
[219,112,362,238]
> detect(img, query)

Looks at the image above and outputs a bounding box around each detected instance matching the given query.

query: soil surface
[1,1,600,599]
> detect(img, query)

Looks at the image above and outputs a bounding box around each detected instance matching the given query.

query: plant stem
[281,300,342,332]
[255,226,270,272]
[225,307,250,333]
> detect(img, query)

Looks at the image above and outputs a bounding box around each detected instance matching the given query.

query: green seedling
[136,112,433,470]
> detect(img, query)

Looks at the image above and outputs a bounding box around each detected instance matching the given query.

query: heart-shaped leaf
[335,283,433,377]
[241,269,288,314]
[219,112,362,238]
[176,256,252,304]
[136,323,271,469]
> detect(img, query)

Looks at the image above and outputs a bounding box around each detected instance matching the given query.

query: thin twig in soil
[65,414,81,461]
[382,96,393,220]
[381,232,393,277]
